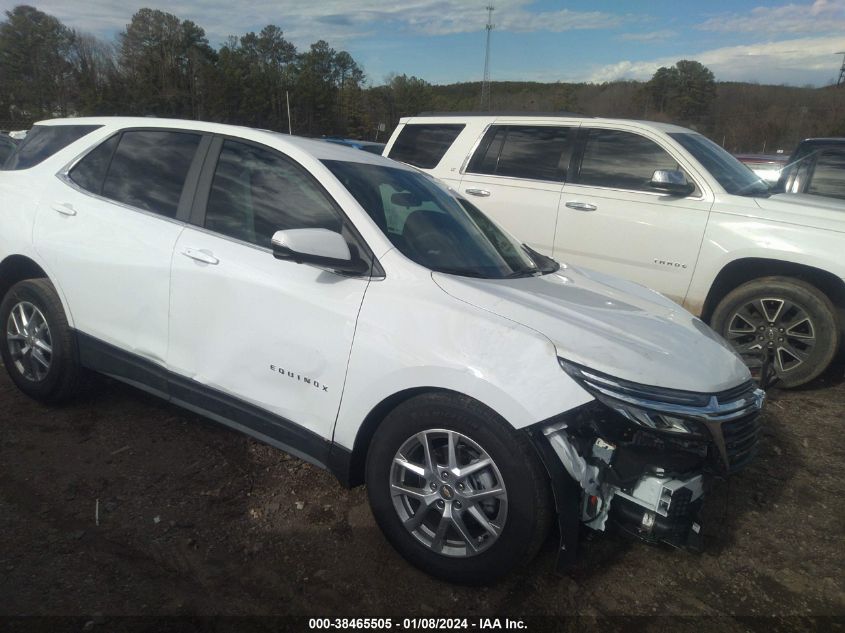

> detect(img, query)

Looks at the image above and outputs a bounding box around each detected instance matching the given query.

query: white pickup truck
[384,114,845,387]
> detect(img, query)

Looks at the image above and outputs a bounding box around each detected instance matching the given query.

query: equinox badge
[269,364,329,392]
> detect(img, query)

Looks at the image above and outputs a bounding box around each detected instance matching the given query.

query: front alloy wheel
[724,297,816,375]
[391,429,508,557]
[366,393,553,584]
[711,277,840,388]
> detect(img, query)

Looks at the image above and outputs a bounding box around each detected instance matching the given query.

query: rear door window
[467,125,574,181]
[101,130,201,218]
[576,129,680,192]
[806,150,845,199]
[387,124,464,169]
[4,124,101,170]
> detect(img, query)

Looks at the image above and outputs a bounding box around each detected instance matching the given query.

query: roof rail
[415,110,588,118]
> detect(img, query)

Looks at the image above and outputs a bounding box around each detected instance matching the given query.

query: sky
[3,0,845,87]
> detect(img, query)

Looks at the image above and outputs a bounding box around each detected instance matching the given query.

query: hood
[432,266,750,394]
[755,193,845,234]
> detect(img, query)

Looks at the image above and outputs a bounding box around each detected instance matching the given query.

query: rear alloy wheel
[0,278,84,402]
[6,301,53,382]
[366,393,552,584]
[711,277,840,388]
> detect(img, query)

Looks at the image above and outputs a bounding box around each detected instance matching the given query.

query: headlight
[593,398,705,435]
[558,358,712,436]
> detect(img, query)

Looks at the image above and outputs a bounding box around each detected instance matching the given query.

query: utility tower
[838,52,845,86]
[480,6,495,111]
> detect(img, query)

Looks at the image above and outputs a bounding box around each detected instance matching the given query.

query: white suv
[384,114,845,387]
[1,118,763,582]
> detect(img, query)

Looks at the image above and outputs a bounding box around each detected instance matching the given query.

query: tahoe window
[387,124,464,169]
[4,124,101,170]
[577,129,681,192]
[467,125,574,182]
[204,140,343,248]
[806,150,845,200]
[100,130,201,218]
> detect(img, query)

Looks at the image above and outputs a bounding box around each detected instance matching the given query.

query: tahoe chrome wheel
[725,297,816,374]
[6,301,53,382]
[390,429,508,557]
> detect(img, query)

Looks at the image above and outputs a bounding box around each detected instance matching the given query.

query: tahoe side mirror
[650,169,695,196]
[271,228,369,275]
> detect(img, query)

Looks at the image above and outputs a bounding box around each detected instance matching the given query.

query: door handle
[181,248,219,265]
[52,203,77,216]
[465,188,491,197]
[565,201,597,212]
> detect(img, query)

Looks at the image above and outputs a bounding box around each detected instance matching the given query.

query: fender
[332,251,594,451]
[684,219,845,317]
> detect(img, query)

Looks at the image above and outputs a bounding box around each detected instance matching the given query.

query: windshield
[669,132,771,197]
[323,160,549,278]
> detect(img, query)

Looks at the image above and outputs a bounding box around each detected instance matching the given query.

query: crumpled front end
[529,360,765,570]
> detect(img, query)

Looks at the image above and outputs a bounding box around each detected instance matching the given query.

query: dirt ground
[1,358,844,631]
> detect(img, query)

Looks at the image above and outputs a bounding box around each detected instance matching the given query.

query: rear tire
[0,278,83,402]
[710,277,840,388]
[365,392,552,584]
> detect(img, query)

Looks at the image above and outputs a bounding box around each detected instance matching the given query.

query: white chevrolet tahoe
[384,114,845,387]
[1,118,763,583]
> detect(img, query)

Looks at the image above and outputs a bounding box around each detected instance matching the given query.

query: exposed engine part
[543,421,601,496]
[614,472,704,518]
[543,422,619,529]
[542,419,708,539]
[591,437,616,465]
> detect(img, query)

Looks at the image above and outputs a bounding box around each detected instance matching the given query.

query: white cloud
[0,0,626,45]
[585,35,845,86]
[618,29,675,43]
[698,0,845,35]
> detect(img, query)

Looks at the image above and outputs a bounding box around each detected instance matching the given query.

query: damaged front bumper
[529,363,765,572]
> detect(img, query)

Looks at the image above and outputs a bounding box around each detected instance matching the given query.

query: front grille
[715,380,756,405]
[559,358,765,474]
[720,411,762,473]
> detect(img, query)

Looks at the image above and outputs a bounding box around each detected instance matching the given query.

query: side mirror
[271,228,369,275]
[650,169,695,196]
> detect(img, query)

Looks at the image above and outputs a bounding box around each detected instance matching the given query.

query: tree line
[0,4,423,139]
[427,62,845,154]
[1,4,843,153]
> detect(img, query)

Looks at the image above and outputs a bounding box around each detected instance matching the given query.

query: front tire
[0,278,83,402]
[710,277,840,388]
[365,393,552,584]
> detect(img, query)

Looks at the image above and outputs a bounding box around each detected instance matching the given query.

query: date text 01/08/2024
[307,618,527,630]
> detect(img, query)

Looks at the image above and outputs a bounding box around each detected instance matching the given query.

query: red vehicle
[734,153,787,185]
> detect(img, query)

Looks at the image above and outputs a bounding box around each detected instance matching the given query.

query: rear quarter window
[387,124,464,169]
[4,124,102,170]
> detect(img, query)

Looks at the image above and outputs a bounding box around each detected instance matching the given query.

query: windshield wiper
[522,245,560,273]
[504,268,540,278]
[432,268,490,278]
